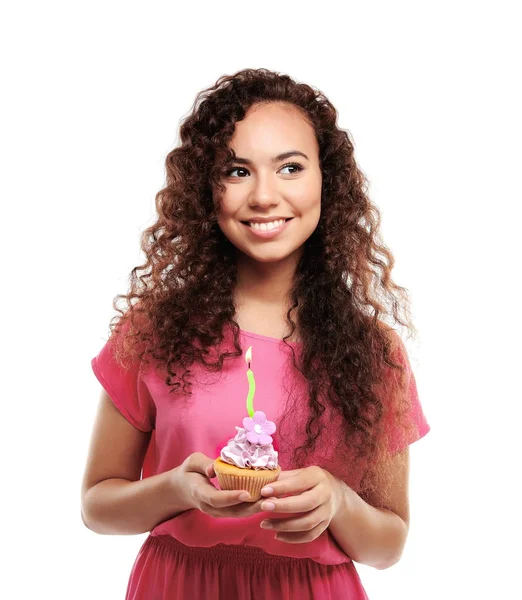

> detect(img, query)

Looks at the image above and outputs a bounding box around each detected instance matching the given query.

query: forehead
[229,102,318,157]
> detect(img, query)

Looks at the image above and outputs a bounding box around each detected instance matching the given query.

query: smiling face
[214,102,322,265]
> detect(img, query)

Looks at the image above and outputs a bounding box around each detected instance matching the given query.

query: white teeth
[249,219,285,231]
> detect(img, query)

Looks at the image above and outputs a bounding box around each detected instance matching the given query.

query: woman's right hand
[173,452,265,519]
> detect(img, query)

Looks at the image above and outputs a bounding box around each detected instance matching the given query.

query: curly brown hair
[108,67,420,504]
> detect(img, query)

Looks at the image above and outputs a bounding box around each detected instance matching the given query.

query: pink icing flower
[242,411,276,445]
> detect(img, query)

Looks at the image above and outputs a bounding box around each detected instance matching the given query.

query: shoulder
[375,320,402,352]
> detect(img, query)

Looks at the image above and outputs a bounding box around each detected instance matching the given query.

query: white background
[2,1,520,598]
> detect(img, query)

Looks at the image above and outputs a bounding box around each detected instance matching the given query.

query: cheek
[291,189,321,219]
[217,190,241,219]
[215,204,235,232]
[216,200,242,242]
[292,176,321,207]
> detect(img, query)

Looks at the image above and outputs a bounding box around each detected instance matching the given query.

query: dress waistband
[149,534,317,567]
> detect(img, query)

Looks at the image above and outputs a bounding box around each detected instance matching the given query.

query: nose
[248,170,279,209]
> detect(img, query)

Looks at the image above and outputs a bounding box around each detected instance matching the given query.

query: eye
[225,167,249,178]
[279,162,304,175]
[225,162,304,178]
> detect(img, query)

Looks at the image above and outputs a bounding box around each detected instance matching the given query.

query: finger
[185,452,216,478]
[203,488,254,509]
[275,469,302,480]
[205,463,216,478]
[274,521,328,544]
[260,469,320,497]
[260,489,323,513]
[207,498,266,519]
[261,506,325,532]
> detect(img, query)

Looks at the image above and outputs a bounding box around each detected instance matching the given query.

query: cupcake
[214,410,281,502]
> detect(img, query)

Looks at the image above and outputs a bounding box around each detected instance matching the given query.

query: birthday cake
[213,346,281,501]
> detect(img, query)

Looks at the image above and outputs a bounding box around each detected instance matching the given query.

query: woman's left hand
[259,466,345,543]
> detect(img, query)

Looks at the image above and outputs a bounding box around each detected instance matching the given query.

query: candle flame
[245,346,252,365]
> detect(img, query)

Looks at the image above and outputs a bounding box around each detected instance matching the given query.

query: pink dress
[91,324,430,599]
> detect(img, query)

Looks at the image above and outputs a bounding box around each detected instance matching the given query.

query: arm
[81,390,266,534]
[81,390,192,534]
[261,325,421,566]
[259,447,410,570]
[328,447,410,569]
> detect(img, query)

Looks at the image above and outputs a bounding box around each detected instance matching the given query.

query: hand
[258,465,345,543]
[173,452,265,519]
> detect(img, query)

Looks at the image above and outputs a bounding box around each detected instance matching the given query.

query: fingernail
[238,492,251,501]
[261,486,274,496]
[261,501,275,511]
[260,520,272,529]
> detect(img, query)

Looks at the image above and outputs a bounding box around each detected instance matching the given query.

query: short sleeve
[91,325,156,432]
[382,336,430,455]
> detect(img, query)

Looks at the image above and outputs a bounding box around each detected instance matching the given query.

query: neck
[234,249,301,308]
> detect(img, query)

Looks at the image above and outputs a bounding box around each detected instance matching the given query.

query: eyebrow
[231,150,309,165]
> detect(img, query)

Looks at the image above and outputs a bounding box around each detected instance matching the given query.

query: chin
[249,255,290,264]
[241,247,302,264]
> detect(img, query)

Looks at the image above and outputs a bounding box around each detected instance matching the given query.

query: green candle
[245,345,256,417]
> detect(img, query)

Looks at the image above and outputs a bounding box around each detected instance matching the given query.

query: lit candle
[245,346,256,417]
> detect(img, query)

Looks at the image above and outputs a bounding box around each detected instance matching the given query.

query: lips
[240,217,293,239]
[241,218,293,229]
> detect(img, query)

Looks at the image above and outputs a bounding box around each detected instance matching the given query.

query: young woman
[81,68,430,599]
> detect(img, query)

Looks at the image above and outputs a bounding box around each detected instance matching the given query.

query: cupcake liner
[215,470,280,502]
